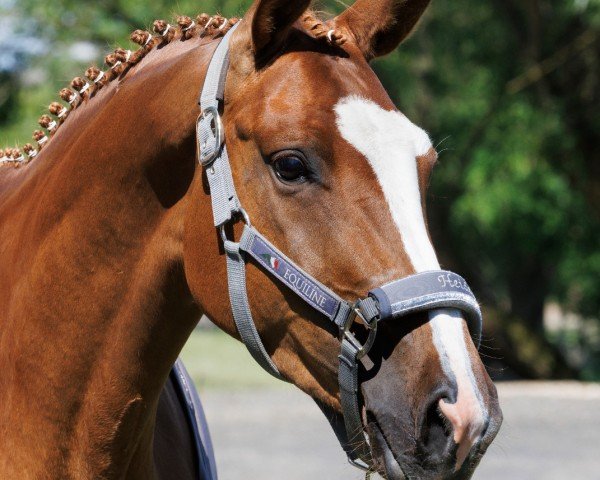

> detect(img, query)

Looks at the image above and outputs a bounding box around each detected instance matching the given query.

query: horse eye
[271,153,309,184]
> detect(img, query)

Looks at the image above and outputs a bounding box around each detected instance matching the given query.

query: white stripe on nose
[335,96,486,468]
[431,309,487,469]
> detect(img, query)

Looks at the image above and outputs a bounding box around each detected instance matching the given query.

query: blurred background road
[182,329,600,480]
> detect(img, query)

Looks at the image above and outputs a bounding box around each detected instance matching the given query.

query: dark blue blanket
[169,359,218,480]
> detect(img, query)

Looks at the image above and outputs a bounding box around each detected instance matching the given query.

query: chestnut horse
[0,1,502,479]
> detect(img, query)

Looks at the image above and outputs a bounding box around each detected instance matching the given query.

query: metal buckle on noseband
[342,305,378,360]
[197,105,223,166]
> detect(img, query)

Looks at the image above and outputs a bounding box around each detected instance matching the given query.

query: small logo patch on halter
[259,253,280,271]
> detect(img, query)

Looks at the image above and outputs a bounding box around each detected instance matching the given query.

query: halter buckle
[197,105,224,166]
[342,306,378,360]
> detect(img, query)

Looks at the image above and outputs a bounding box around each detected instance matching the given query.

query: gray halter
[197,22,483,472]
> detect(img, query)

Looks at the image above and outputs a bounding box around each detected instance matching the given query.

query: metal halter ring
[342,306,378,360]
[197,105,224,166]
[348,457,373,478]
[219,208,252,243]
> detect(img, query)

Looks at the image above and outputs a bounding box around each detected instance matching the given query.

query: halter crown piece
[197,22,483,476]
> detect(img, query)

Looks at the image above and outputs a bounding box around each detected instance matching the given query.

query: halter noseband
[197,22,483,473]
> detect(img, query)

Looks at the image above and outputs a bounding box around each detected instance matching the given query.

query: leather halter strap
[197,22,483,471]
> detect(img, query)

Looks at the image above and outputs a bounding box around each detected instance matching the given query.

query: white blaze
[335,96,486,468]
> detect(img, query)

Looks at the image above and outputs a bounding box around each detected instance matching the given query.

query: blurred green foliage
[0,0,598,378]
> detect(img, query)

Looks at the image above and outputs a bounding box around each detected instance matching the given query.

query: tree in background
[1,0,598,379]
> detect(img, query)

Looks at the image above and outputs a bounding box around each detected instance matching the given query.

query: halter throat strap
[197,22,483,470]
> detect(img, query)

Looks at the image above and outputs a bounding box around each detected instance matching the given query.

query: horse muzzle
[360,313,503,480]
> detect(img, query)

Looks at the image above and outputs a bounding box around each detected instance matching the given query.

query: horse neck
[0,38,215,478]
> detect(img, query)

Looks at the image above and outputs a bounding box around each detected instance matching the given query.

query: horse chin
[367,419,480,480]
[368,420,407,480]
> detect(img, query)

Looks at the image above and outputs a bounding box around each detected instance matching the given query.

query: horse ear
[336,0,431,60]
[249,0,312,62]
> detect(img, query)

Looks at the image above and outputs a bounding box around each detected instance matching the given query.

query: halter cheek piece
[197,22,483,473]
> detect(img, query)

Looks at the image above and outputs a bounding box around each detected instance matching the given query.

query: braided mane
[0,10,345,169]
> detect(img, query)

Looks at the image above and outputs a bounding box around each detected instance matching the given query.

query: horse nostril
[419,396,453,464]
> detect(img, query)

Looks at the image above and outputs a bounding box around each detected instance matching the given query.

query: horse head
[183,1,502,478]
